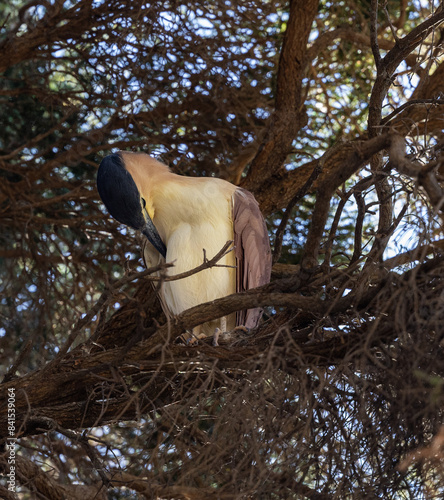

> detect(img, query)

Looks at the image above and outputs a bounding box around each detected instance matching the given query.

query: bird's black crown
[97,153,145,230]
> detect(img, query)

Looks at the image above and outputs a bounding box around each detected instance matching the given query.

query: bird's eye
[141,198,146,209]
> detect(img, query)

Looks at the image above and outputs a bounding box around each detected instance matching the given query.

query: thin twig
[381,98,444,126]
[322,191,348,269]
[350,191,366,265]
[273,163,322,264]
[384,3,400,42]
[370,0,382,67]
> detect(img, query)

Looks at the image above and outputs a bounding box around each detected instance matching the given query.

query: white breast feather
[144,178,237,334]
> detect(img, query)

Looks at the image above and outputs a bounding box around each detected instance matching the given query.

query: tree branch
[242,0,319,192]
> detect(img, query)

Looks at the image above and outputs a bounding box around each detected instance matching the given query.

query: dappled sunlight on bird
[97,151,271,343]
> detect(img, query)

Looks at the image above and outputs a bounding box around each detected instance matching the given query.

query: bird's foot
[231,326,249,334]
[212,326,249,346]
[177,331,206,346]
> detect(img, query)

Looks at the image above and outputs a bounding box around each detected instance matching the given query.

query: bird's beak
[141,211,167,259]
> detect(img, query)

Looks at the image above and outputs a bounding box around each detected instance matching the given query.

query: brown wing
[232,188,272,328]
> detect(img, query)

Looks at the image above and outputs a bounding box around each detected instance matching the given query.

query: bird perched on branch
[97,151,271,342]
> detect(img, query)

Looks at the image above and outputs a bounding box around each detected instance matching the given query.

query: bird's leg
[212,317,228,346]
[212,328,222,346]
[220,316,227,332]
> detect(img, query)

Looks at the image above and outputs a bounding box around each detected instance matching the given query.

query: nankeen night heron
[97,151,271,341]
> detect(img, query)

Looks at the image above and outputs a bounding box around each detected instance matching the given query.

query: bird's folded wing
[232,188,272,328]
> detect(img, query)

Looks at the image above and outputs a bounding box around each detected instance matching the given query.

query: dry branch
[242,0,319,191]
[0,253,422,439]
[2,0,444,498]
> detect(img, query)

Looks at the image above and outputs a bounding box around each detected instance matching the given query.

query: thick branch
[242,0,319,191]
[2,249,443,440]
[0,277,387,438]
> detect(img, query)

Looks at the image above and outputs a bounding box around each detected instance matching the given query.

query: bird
[97,151,271,343]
